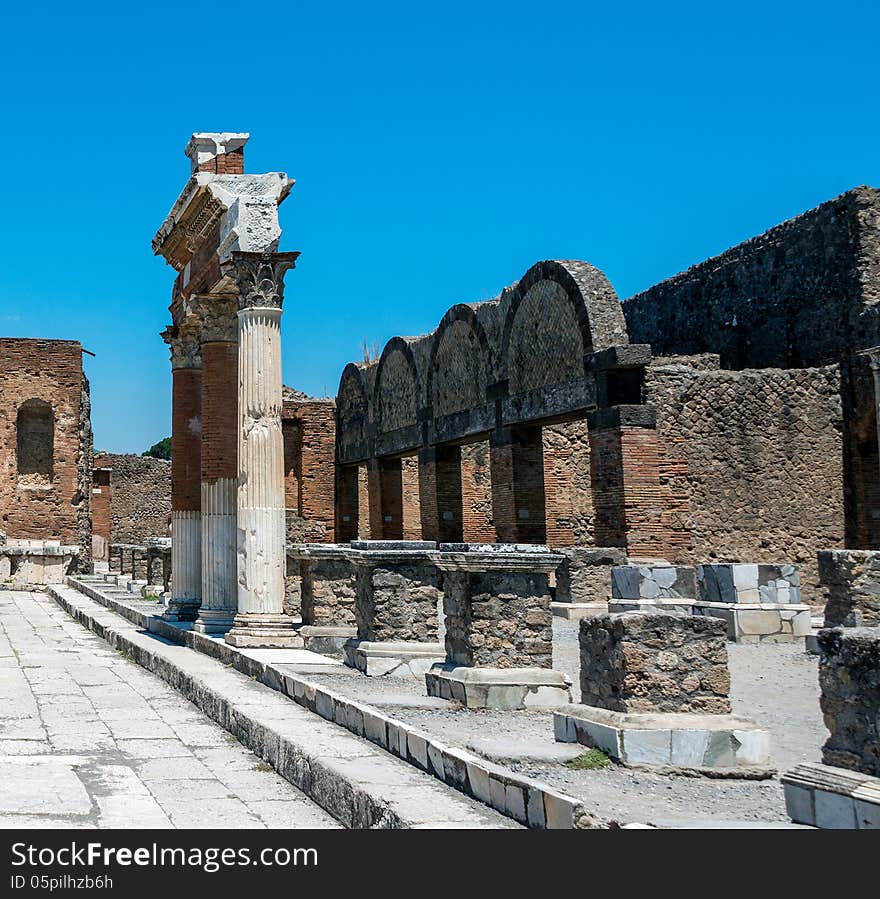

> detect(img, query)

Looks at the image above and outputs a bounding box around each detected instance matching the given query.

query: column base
[782,762,880,829]
[224,613,304,648]
[162,598,201,622]
[193,608,236,635]
[343,639,445,677]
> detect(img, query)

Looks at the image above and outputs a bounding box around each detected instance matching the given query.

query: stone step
[46,582,519,831]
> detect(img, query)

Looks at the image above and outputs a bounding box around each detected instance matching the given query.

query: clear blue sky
[1,1,877,453]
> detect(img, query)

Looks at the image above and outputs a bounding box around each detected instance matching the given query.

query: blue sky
[1,1,877,452]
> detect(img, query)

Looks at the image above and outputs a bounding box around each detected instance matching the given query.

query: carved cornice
[161,319,202,370]
[192,294,238,343]
[230,251,300,311]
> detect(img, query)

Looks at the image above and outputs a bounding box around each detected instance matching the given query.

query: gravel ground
[293,619,825,826]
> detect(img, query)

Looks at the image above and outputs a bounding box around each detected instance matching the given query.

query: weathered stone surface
[301,556,356,627]
[698,563,801,605]
[354,561,440,643]
[555,547,625,604]
[819,627,880,777]
[819,549,880,628]
[611,565,697,600]
[442,568,554,669]
[579,612,731,714]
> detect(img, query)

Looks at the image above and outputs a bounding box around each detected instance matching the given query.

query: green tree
[143,436,172,460]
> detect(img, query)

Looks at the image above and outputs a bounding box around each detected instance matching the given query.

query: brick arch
[374,337,420,434]
[501,260,628,393]
[427,305,493,419]
[335,363,370,457]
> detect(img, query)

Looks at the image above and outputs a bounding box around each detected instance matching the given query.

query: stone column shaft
[225,252,301,648]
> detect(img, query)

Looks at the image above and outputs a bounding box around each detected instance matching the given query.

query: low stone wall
[579,612,731,714]
[819,627,880,778]
[819,549,880,627]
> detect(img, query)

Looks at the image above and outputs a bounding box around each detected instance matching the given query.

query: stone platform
[554,704,772,771]
[426,665,571,710]
[344,639,445,677]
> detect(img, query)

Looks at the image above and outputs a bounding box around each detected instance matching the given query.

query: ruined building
[331,188,880,601]
[0,338,92,563]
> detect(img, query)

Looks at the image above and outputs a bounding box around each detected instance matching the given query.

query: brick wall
[93,453,172,544]
[0,339,90,554]
[282,391,336,543]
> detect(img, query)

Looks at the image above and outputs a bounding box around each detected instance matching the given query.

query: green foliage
[565,748,612,770]
[143,436,172,460]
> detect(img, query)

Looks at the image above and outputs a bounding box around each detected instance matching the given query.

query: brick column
[225,251,302,648]
[378,458,403,539]
[589,407,668,558]
[489,426,546,544]
[194,296,239,635]
[162,322,202,621]
[335,465,359,542]
[418,445,463,543]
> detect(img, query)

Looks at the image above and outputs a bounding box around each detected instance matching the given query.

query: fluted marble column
[225,251,302,648]
[194,296,239,635]
[162,320,202,621]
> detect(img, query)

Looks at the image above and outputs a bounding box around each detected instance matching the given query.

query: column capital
[859,345,880,371]
[192,294,238,343]
[161,319,202,369]
[229,251,300,311]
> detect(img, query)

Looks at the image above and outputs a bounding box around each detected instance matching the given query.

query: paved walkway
[0,591,340,829]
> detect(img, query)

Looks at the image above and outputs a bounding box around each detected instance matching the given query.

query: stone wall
[645,360,845,600]
[93,453,171,544]
[0,339,91,558]
[819,627,880,777]
[579,612,731,713]
[355,563,440,642]
[819,549,880,627]
[623,187,880,549]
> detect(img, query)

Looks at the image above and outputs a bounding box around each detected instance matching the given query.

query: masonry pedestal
[344,540,444,676]
[555,611,771,771]
[426,544,571,709]
[782,626,880,828]
[288,543,357,653]
[551,546,627,620]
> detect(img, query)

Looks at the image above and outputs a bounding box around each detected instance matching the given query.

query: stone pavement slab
[0,591,340,829]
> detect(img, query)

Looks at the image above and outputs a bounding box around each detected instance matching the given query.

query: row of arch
[337,259,630,461]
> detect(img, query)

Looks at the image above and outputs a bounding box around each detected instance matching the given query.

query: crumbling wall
[0,339,89,550]
[623,186,880,548]
[94,453,171,543]
[645,360,845,599]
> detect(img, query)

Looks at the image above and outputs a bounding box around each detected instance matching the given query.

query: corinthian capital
[230,251,300,311]
[192,294,238,343]
[161,319,202,369]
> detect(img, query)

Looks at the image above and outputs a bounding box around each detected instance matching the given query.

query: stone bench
[426,543,571,709]
[554,611,771,771]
